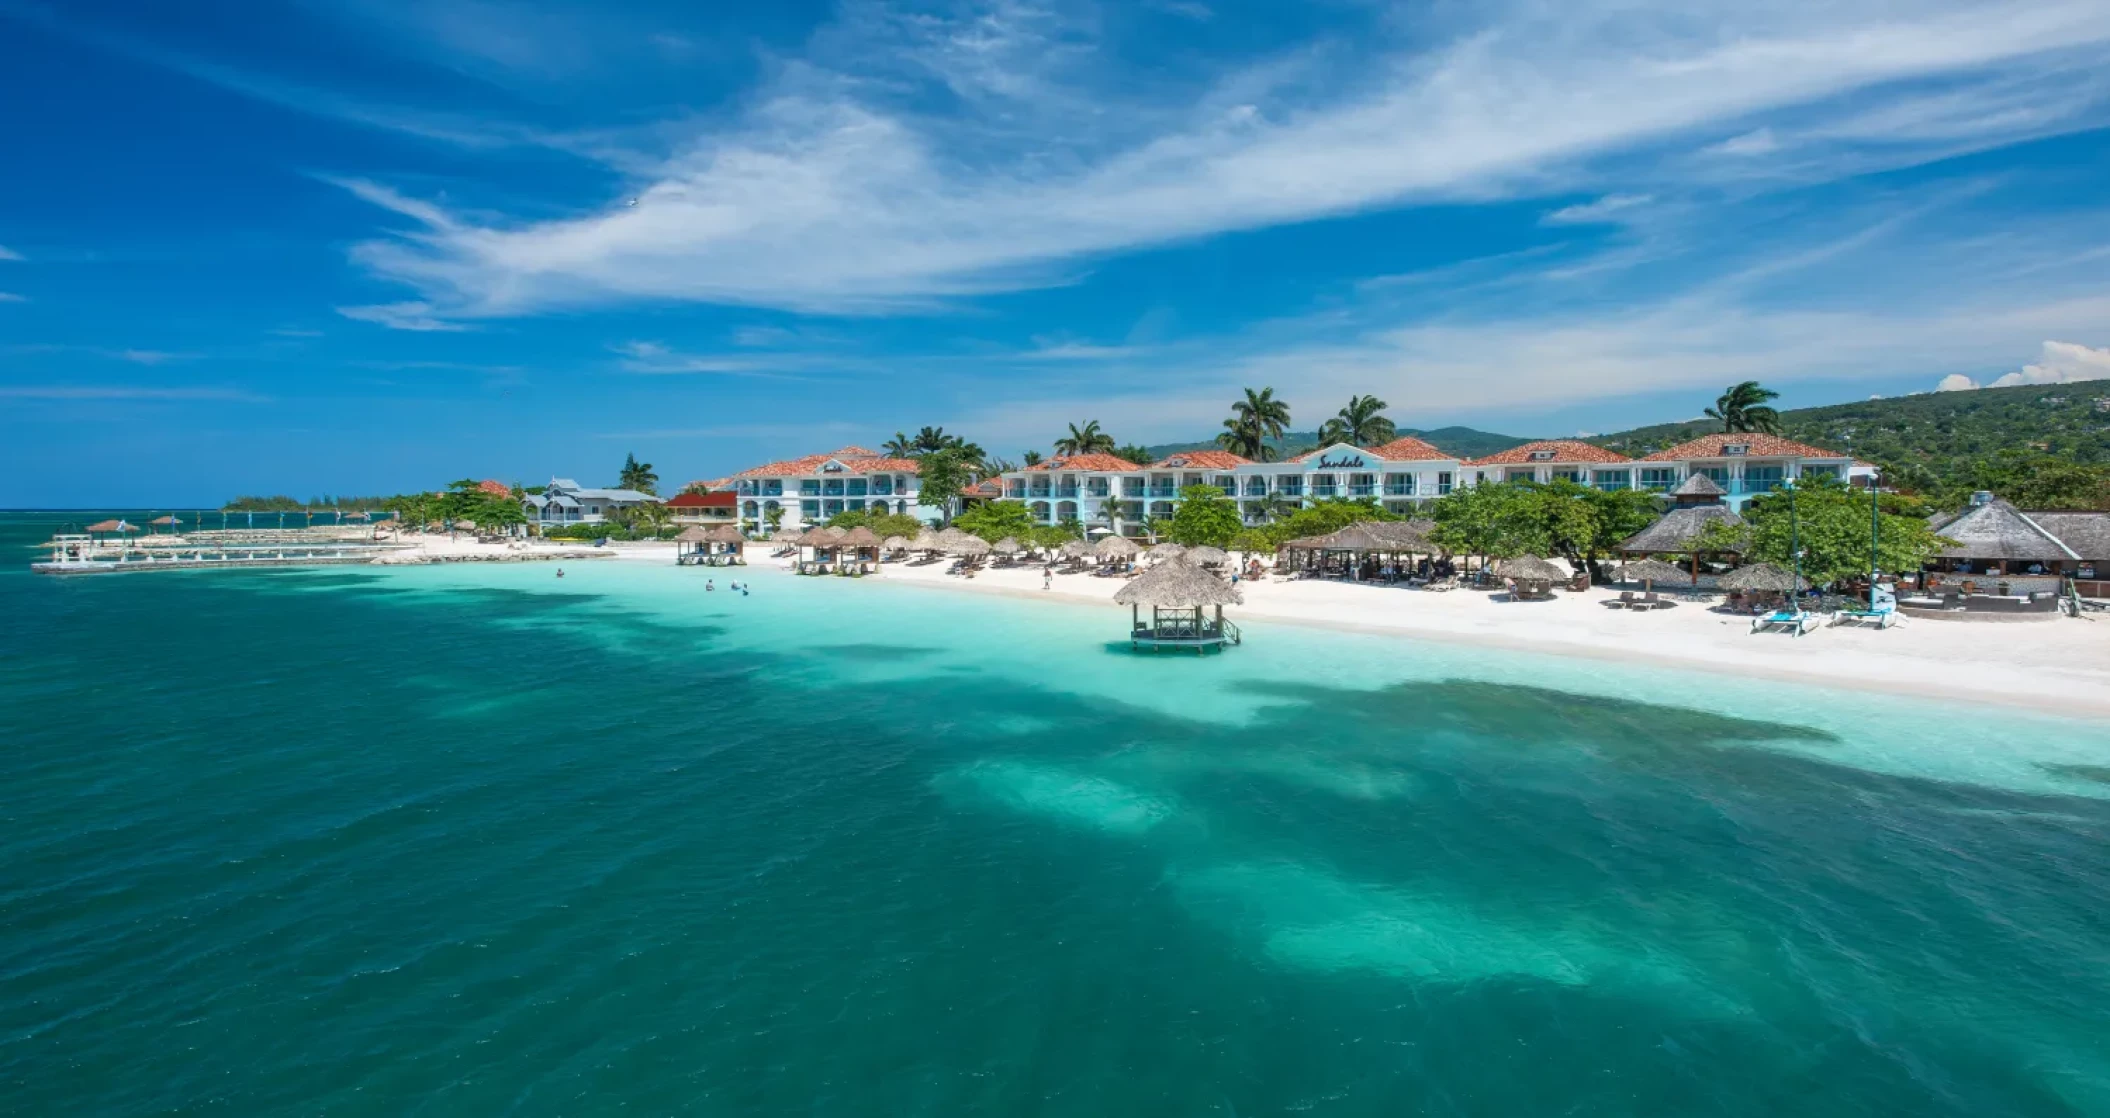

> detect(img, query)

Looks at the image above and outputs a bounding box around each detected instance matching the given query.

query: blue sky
[4,0,2110,506]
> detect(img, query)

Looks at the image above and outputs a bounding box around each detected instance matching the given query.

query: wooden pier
[33,535,403,575]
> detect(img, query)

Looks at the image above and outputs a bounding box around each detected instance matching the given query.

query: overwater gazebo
[1114,557,1243,653]
[837,526,882,573]
[677,525,746,566]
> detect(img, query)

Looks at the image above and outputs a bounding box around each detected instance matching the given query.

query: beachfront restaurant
[1912,496,2104,613]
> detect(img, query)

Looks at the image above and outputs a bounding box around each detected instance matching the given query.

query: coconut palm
[1316,394,1397,448]
[1705,382,1782,435]
[1022,450,1044,467]
[882,432,916,457]
[618,453,659,495]
[1096,497,1127,536]
[1217,386,1291,462]
[1053,420,1116,457]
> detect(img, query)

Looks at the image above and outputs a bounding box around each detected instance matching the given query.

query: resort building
[728,446,935,530]
[1463,440,1639,490]
[994,437,1471,532]
[665,489,737,524]
[521,478,659,526]
[1635,434,1866,510]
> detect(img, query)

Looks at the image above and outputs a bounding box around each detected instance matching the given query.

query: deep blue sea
[4,510,2109,1115]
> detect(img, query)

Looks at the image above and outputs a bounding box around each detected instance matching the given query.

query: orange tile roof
[1027,453,1143,473]
[1148,450,1251,470]
[1640,433,1847,462]
[1465,440,1633,466]
[477,479,512,497]
[1288,435,1452,463]
[731,449,922,479]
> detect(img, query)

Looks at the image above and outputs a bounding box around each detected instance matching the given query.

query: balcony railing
[1055,486,1081,498]
[1278,485,1304,497]
[1311,485,1338,498]
[1347,484,1376,497]
[1384,485,1413,496]
[1148,486,1178,498]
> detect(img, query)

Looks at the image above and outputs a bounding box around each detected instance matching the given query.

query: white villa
[521,477,660,526]
[727,446,940,531]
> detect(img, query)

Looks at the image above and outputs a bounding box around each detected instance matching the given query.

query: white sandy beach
[359,534,2110,719]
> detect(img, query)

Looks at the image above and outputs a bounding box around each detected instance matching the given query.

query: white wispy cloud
[1937,340,2110,391]
[0,292,26,303]
[0,245,22,261]
[1541,194,1653,226]
[335,301,475,332]
[327,0,2110,320]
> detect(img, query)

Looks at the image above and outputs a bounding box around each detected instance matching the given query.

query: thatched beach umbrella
[1614,557,1687,589]
[1060,538,1095,561]
[882,534,911,553]
[950,535,991,558]
[1717,562,1808,593]
[911,528,941,552]
[935,526,968,550]
[992,536,1024,556]
[1095,534,1139,560]
[1185,545,1229,566]
[149,515,183,533]
[1494,555,1567,582]
[1146,541,1186,563]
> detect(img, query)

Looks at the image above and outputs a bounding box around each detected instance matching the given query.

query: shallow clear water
[4,511,2109,1115]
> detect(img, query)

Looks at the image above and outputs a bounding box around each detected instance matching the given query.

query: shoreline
[837,552,2110,721]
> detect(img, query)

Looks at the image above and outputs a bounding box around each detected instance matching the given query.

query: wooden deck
[1129,619,1242,653]
[33,543,399,575]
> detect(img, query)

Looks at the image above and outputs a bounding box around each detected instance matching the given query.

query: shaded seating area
[1492,555,1565,601]
[1617,498,1743,592]
[1114,557,1243,653]
[675,524,747,566]
[1277,521,1449,585]
[1607,558,1685,610]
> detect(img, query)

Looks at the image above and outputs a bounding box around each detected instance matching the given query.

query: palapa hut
[1059,538,1096,568]
[949,534,991,559]
[911,528,942,558]
[1613,557,1687,591]
[882,534,912,558]
[1717,562,1808,594]
[1279,519,1439,580]
[1146,541,1187,563]
[1113,557,1243,652]
[837,525,883,572]
[149,515,184,535]
[1493,554,1565,600]
[1924,496,2077,580]
[675,524,715,565]
[992,536,1024,563]
[1618,505,1742,584]
[1185,544,1230,567]
[1094,534,1140,564]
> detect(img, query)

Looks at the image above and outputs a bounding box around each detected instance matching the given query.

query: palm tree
[1705,382,1782,435]
[1316,394,1397,448]
[618,453,659,495]
[1053,420,1116,457]
[882,432,916,457]
[1022,450,1044,467]
[1096,496,1126,536]
[1217,387,1291,461]
[911,426,957,455]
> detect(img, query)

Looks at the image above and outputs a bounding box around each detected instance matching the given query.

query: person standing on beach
[1043,564,1053,590]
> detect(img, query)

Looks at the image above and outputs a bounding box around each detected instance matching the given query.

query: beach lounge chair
[1750,609,1819,636]
[1609,591,1634,609]
[1640,591,1665,610]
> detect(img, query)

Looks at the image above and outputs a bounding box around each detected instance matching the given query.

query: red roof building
[665,489,737,522]
[725,445,937,529]
[477,479,513,498]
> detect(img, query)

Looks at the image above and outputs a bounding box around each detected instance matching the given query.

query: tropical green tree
[951,499,1038,542]
[1966,454,2110,510]
[1315,394,1397,448]
[1704,382,1782,435]
[763,505,784,534]
[915,448,972,523]
[1217,386,1291,461]
[1053,420,1117,457]
[1166,484,1243,547]
[825,508,924,540]
[1430,482,1542,561]
[1095,497,1127,536]
[617,452,659,494]
[882,432,916,457]
[1022,450,1044,467]
[1696,476,1948,586]
[1113,444,1155,466]
[1030,524,1076,552]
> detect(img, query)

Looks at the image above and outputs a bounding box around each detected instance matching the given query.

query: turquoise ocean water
[4,510,2109,1115]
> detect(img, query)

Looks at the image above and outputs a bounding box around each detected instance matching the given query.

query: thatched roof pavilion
[1114,557,1243,652]
[1718,562,1808,592]
[1926,497,2075,572]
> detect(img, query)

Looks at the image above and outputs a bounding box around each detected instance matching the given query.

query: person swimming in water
[706,579,714,591]
[555,568,564,578]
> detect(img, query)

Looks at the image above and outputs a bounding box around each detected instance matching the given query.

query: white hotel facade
[990,434,1869,531]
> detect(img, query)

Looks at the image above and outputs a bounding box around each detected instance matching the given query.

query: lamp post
[1868,467,1881,608]
[1784,477,1803,606]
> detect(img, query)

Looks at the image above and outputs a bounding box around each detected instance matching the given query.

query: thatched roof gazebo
[1717,562,1808,593]
[1113,557,1244,652]
[1278,519,1439,576]
[1925,497,2075,575]
[1619,506,1743,584]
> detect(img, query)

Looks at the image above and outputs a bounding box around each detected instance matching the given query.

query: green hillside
[1145,426,1530,462]
[1584,383,2110,501]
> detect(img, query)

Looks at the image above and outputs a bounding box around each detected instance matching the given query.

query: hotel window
[1310,474,1337,497]
[1244,477,1267,497]
[1214,475,1237,491]
[799,481,820,496]
[1348,473,1376,496]
[1385,473,1414,496]
[1696,465,1731,487]
[1592,470,1630,491]
[801,500,820,518]
[1800,463,1841,480]
[1743,465,1784,492]
[1550,469,1582,483]
[1437,472,1453,495]
[848,499,866,512]
[1505,468,1536,483]
[1278,476,1304,496]
[1638,468,1677,492]
[1122,477,1145,496]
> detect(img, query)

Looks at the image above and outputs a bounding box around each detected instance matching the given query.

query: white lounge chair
[1751,609,1819,636]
